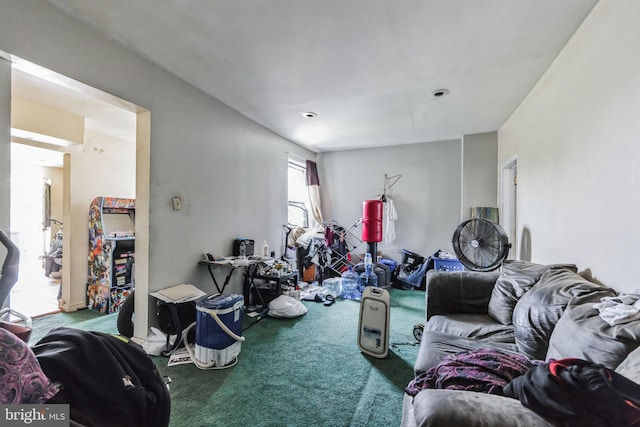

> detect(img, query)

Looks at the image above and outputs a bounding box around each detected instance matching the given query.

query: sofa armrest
[425,270,500,321]
[402,390,552,427]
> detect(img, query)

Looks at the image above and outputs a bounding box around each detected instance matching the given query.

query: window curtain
[305,160,324,226]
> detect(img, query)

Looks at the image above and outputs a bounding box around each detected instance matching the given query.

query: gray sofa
[401,260,640,427]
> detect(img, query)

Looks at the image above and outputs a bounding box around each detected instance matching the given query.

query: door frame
[500,156,517,259]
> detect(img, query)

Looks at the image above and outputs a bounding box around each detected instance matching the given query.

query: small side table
[244,269,299,307]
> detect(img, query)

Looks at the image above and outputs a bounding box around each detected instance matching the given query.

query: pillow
[512,268,616,360]
[616,345,640,384]
[487,261,577,325]
[546,294,640,369]
[0,327,59,404]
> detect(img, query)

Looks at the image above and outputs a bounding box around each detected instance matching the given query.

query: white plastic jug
[341,268,360,300]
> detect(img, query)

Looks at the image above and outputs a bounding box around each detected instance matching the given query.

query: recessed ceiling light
[430,88,450,98]
[302,112,317,119]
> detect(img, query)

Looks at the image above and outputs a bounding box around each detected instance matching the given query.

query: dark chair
[0,230,32,341]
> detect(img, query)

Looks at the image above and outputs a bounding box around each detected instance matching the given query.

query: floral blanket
[0,327,59,404]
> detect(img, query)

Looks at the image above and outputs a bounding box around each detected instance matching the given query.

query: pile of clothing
[406,349,640,427]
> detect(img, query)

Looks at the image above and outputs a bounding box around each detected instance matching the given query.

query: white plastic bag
[141,327,174,356]
[268,295,308,318]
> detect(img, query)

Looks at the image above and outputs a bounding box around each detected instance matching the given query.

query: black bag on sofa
[32,327,170,427]
[504,358,640,427]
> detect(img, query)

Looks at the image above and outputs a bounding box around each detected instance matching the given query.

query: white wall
[319,140,463,263]
[498,0,640,292]
[9,162,62,256]
[0,58,10,233]
[0,0,315,334]
[320,135,498,264]
[462,132,498,220]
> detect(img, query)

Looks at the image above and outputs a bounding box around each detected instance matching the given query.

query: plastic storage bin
[321,277,342,298]
[433,257,464,271]
[378,257,397,275]
[393,249,428,288]
[400,250,425,267]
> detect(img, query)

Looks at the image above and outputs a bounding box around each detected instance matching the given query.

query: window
[287,157,309,228]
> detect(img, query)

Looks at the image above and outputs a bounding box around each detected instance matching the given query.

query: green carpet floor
[30,288,424,427]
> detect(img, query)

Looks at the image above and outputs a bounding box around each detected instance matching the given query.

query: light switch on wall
[172,196,182,210]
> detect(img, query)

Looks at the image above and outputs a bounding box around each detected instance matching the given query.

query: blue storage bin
[378,257,397,274]
[400,249,425,267]
[433,257,464,271]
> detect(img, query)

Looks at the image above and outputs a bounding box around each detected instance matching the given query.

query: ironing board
[199,257,257,294]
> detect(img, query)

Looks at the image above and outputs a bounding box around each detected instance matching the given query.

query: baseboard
[61,300,88,312]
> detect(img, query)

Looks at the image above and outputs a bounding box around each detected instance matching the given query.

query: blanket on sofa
[405,348,534,397]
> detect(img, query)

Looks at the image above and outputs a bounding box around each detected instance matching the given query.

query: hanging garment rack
[380,173,401,201]
[322,219,365,277]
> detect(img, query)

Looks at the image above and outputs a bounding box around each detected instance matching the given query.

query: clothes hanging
[379,173,400,244]
[383,198,397,244]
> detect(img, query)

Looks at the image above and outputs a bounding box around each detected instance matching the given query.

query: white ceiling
[12,68,136,142]
[11,64,136,168]
[39,0,597,153]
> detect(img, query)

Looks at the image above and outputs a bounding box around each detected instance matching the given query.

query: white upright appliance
[358,286,390,358]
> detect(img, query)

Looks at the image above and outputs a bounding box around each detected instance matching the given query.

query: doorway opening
[500,156,517,259]
[8,57,145,319]
[9,160,63,317]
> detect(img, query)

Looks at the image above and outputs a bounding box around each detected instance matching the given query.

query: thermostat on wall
[172,196,182,210]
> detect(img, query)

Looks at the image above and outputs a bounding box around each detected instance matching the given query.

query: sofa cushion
[487,261,577,325]
[546,294,640,368]
[405,389,553,427]
[512,269,616,360]
[425,270,500,320]
[414,331,518,374]
[426,314,514,342]
[616,345,640,384]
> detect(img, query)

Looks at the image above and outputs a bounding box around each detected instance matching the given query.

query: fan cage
[452,218,510,272]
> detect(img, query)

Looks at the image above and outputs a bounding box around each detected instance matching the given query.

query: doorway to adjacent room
[501,156,518,259]
[9,163,63,317]
[8,57,141,318]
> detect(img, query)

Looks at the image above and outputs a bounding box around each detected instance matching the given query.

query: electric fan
[413,218,511,343]
[452,218,511,272]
